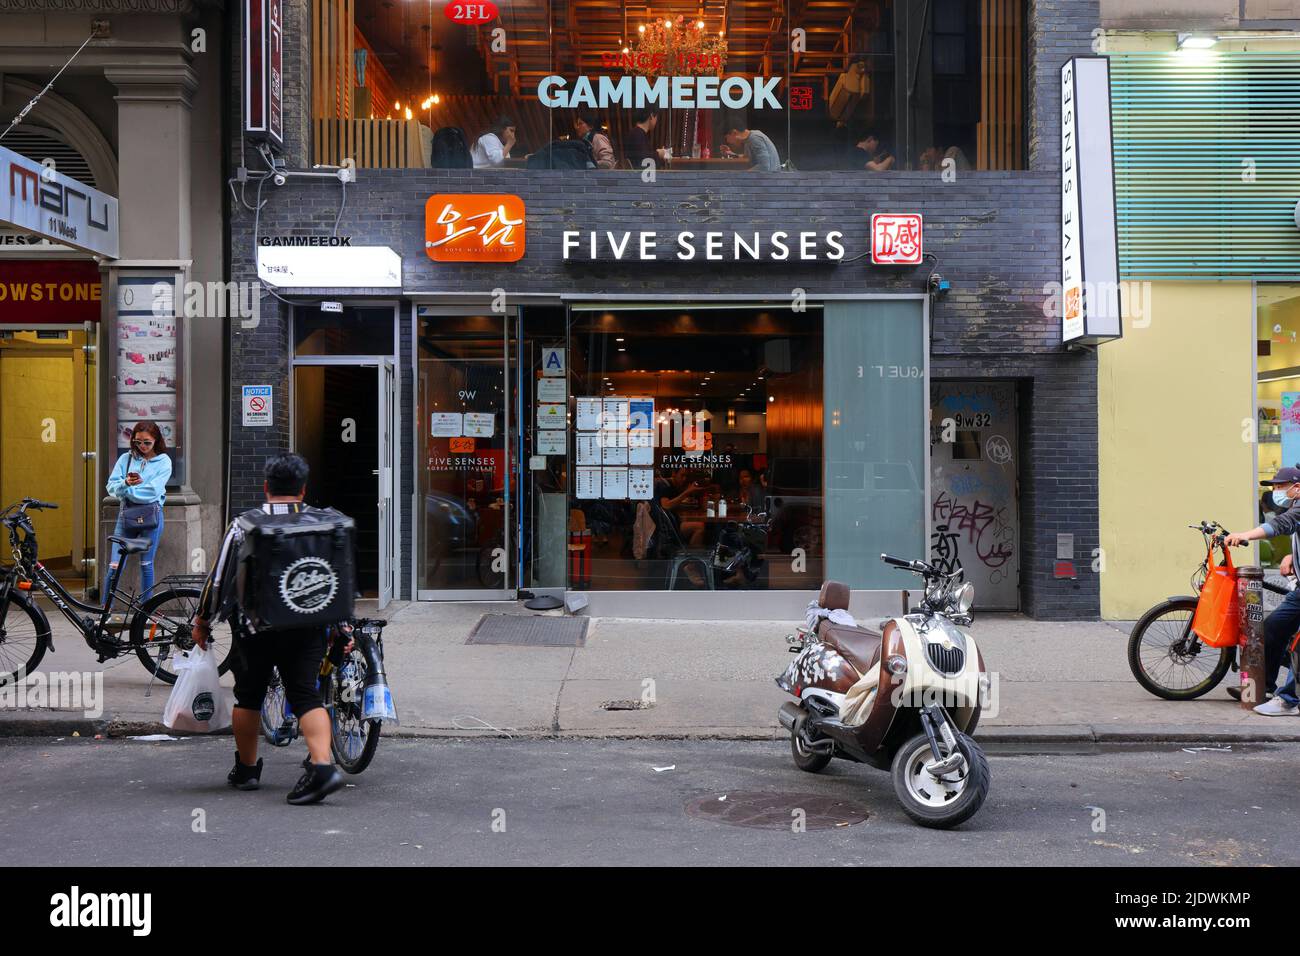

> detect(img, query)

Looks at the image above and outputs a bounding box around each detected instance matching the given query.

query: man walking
[1224,465,1300,715]
[193,453,349,803]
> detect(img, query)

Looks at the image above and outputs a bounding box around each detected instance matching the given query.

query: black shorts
[231,626,328,717]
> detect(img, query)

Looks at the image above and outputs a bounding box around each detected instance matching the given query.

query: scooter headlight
[952,582,975,615]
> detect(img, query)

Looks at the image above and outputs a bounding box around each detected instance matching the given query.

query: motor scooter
[775,554,990,828]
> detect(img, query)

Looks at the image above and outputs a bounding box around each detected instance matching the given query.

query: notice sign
[242,385,272,427]
[431,412,463,437]
[463,412,495,438]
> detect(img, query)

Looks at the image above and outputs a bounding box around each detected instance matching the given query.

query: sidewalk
[3,600,1297,744]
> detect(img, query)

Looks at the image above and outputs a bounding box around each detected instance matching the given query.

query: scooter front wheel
[891,731,989,829]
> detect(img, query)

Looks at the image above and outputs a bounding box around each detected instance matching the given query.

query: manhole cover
[683,792,869,830]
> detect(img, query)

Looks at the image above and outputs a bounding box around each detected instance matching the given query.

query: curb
[4,718,1300,746]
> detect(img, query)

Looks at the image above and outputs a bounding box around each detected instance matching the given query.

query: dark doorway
[293,365,379,595]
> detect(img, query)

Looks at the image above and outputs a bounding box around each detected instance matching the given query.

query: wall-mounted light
[726,408,736,428]
[1177,33,1218,50]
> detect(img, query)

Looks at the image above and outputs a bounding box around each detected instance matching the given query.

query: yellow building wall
[1098,281,1255,619]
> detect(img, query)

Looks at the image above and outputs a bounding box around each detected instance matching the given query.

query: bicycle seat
[109,535,151,554]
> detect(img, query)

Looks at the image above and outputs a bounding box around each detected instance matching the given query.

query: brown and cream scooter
[775,554,990,829]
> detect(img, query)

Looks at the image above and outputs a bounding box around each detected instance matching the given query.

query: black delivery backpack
[233,506,356,631]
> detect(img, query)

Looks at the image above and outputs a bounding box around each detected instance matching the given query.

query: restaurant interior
[309,0,1025,172]
[565,306,824,591]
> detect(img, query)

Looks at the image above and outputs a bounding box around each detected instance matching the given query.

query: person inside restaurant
[623,106,667,169]
[471,115,516,168]
[573,109,616,169]
[722,116,782,172]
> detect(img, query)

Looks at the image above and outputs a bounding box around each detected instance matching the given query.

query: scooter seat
[818,621,883,676]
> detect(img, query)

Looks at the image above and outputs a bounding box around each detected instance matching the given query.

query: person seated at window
[654,467,705,548]
[738,468,766,515]
[573,109,615,169]
[471,115,516,168]
[918,144,971,172]
[624,107,668,168]
[851,130,895,171]
[722,119,781,172]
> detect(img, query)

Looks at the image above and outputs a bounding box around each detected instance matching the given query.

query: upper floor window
[310,0,1025,172]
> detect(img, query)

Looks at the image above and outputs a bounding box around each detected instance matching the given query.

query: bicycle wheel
[259,667,296,746]
[329,647,380,774]
[0,592,51,687]
[1128,597,1234,700]
[130,586,234,685]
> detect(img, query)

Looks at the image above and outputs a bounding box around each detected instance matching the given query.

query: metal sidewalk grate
[466,613,588,647]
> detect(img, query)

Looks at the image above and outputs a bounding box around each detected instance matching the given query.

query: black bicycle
[260,618,389,774]
[1127,520,1291,700]
[0,497,234,687]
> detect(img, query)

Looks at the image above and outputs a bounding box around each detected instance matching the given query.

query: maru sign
[425,194,525,263]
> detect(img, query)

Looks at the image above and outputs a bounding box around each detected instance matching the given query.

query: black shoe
[287,761,344,805]
[227,753,263,790]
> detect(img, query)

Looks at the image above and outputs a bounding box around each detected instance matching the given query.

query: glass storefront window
[1255,284,1300,570]
[417,313,512,593]
[567,306,824,591]
[312,0,1023,171]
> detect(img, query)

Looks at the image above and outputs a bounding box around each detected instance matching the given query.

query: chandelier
[628,15,728,77]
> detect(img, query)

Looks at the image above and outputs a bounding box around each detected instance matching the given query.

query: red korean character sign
[871,213,923,266]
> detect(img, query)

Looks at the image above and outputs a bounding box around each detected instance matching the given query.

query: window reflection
[567,308,823,591]
[312,0,1023,171]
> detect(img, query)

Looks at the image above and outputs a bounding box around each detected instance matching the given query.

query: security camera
[272,172,287,187]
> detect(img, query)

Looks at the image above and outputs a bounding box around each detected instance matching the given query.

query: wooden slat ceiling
[355,0,867,100]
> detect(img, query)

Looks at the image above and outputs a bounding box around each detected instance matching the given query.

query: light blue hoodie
[106,451,172,505]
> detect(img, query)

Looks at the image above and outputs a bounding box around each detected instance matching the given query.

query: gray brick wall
[227,0,1103,618]
[1029,0,1103,170]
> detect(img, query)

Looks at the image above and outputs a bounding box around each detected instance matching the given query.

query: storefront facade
[1098,24,1300,619]
[228,0,1103,620]
[0,1,229,596]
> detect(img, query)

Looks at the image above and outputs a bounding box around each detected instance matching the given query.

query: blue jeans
[1262,587,1300,705]
[108,504,164,602]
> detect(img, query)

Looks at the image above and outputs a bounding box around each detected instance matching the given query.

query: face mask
[1274,490,1292,508]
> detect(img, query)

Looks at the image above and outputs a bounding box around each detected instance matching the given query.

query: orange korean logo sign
[425,194,525,262]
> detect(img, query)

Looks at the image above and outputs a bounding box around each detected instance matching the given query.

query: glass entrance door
[417,310,513,599]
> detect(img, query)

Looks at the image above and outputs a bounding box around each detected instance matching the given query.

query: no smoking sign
[242,384,273,427]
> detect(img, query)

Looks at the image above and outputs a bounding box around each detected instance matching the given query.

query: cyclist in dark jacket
[1224,465,1300,715]
[193,453,347,804]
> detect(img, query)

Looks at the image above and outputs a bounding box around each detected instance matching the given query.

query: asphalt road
[3,736,1297,866]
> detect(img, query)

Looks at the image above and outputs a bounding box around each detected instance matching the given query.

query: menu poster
[602,467,628,500]
[628,468,654,500]
[463,412,495,438]
[602,443,628,465]
[537,402,566,429]
[536,431,566,455]
[576,467,601,499]
[576,397,603,431]
[431,412,463,437]
[576,433,601,464]
[628,428,654,465]
[628,399,654,432]
[537,377,566,403]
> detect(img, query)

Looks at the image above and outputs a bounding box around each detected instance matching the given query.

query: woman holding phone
[105,420,172,598]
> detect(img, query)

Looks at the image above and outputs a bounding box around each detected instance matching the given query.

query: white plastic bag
[162,644,232,733]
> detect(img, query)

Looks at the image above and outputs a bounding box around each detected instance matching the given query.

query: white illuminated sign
[1061,57,1121,345]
